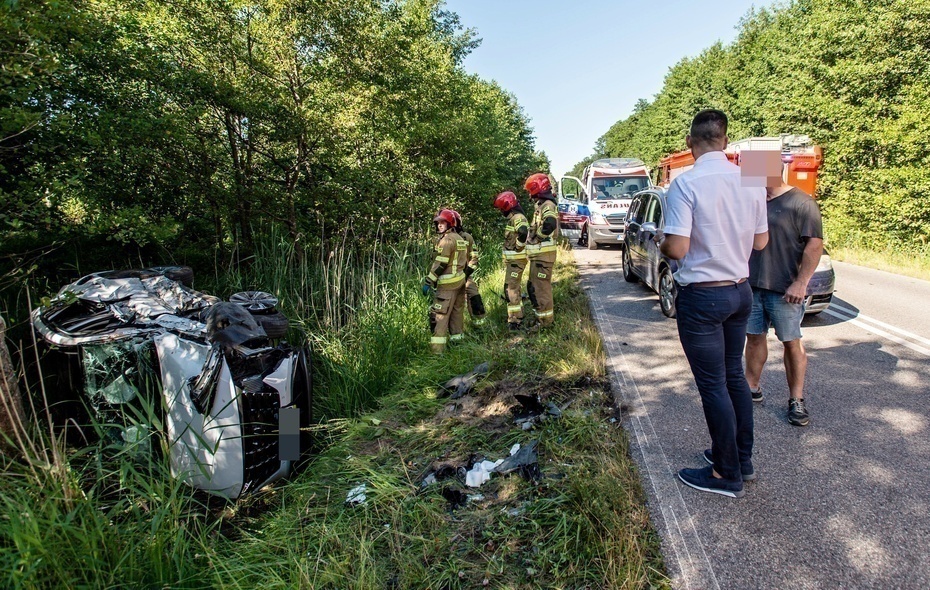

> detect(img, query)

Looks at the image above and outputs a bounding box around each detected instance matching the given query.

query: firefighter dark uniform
[449,210,486,327]
[425,210,468,353]
[493,191,529,328]
[524,174,560,327]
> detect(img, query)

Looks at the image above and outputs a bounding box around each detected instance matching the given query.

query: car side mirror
[641,222,658,233]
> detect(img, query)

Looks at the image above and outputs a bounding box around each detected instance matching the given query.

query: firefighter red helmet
[433,209,456,227]
[449,209,463,230]
[493,191,518,213]
[524,173,551,196]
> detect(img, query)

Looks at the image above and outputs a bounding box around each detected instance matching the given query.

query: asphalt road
[574,245,930,590]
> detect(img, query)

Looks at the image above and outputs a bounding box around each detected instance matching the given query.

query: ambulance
[558,157,652,250]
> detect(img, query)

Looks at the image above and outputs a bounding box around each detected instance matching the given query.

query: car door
[640,194,664,290]
[625,194,647,270]
[557,175,588,239]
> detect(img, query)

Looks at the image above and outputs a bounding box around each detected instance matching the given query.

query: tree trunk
[0,315,26,454]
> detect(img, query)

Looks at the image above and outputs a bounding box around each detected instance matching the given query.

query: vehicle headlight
[590,213,607,225]
[815,254,833,272]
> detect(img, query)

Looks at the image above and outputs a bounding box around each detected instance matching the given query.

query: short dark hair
[689,109,728,146]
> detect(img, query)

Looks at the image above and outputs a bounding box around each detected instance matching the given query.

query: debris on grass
[513,394,563,429]
[465,458,503,488]
[439,361,490,400]
[419,461,467,489]
[493,439,539,482]
[346,483,367,505]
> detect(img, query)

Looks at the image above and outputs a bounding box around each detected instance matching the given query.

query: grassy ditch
[204,246,669,589]
[0,242,669,589]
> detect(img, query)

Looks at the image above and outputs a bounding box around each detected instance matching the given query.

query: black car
[622,188,836,318]
[622,189,679,317]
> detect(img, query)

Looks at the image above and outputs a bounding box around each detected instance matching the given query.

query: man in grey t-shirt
[745,176,823,427]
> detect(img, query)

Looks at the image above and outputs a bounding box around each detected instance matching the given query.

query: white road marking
[589,296,719,590]
[827,302,930,348]
[822,306,930,357]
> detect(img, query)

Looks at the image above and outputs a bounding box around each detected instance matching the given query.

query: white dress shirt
[663,151,767,286]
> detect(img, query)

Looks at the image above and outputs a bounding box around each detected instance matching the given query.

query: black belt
[687,278,748,288]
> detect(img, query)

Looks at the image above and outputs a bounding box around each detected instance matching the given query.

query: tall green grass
[209,227,437,419]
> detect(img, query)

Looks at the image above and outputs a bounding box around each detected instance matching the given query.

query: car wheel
[254,310,289,339]
[622,249,638,283]
[230,291,279,314]
[586,226,598,250]
[659,266,677,318]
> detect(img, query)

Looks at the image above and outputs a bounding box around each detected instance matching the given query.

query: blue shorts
[747,288,805,342]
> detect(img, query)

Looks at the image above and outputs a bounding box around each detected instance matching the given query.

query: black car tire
[622,249,638,283]
[152,266,195,287]
[587,227,598,250]
[230,291,280,314]
[659,266,677,318]
[254,310,289,339]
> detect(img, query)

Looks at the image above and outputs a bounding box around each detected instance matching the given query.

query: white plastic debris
[346,484,367,505]
[465,459,503,488]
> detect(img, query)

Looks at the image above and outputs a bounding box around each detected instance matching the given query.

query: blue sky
[443,0,766,177]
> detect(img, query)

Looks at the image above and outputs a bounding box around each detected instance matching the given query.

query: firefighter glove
[463,265,475,278]
[422,283,433,297]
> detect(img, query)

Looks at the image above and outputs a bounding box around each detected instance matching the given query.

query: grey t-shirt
[749,187,823,293]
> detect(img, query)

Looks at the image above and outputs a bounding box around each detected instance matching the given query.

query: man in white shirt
[659,109,769,498]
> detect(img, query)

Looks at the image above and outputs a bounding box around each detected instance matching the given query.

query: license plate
[617,234,624,241]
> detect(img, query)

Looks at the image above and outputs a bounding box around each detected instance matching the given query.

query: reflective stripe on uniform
[434,255,449,263]
[537,310,554,318]
[503,249,527,260]
[431,336,448,344]
[507,305,522,313]
[426,272,438,283]
[437,271,465,285]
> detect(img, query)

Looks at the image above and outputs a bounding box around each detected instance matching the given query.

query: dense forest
[572,0,930,256]
[0,0,546,301]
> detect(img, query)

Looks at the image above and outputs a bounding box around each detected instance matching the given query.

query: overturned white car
[32,267,311,499]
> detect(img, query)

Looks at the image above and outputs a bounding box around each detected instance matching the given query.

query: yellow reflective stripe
[537,310,554,318]
[536,245,558,253]
[507,305,522,313]
[542,211,558,219]
[505,225,514,231]
[503,251,527,260]
[431,336,447,344]
[437,271,465,285]
[426,272,438,282]
[435,255,449,263]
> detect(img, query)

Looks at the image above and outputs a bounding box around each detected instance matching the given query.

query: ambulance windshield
[591,176,649,200]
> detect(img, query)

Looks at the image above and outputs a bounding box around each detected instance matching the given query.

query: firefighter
[449,210,487,327]
[423,209,468,353]
[492,190,530,330]
[524,173,560,327]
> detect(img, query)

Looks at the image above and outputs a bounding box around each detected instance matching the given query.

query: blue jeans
[675,281,754,482]
[747,288,805,341]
